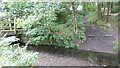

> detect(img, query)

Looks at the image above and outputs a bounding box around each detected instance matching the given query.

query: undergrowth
[113,40,120,52]
[0,36,38,66]
[88,12,110,30]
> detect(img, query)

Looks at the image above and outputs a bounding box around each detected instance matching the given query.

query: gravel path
[77,16,118,54]
[32,51,98,66]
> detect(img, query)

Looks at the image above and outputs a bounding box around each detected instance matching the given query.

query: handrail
[0,21,14,23]
[0,17,16,34]
[0,17,14,19]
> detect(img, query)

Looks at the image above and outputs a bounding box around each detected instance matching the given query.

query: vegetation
[113,40,120,52]
[0,36,38,66]
[0,1,119,50]
[0,1,119,66]
[1,2,86,48]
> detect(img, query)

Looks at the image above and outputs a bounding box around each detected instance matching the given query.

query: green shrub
[78,10,86,16]
[0,36,38,66]
[23,2,86,48]
[2,2,34,18]
[113,40,120,52]
[111,6,118,13]
[88,12,98,24]
[87,4,97,12]
[2,2,86,48]
[0,45,38,66]
[0,36,19,45]
[55,9,71,24]
[81,3,97,15]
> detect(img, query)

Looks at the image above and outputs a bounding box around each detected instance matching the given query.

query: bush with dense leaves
[1,2,34,18]
[23,2,86,48]
[113,40,120,52]
[2,2,86,48]
[111,6,119,13]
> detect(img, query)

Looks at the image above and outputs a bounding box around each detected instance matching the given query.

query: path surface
[77,16,118,54]
[32,51,98,66]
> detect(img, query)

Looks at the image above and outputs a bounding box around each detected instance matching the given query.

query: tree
[103,2,106,14]
[71,2,78,35]
[107,2,110,22]
[111,2,113,9]
[118,1,120,21]
[97,2,102,19]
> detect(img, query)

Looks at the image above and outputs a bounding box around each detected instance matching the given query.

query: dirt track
[77,16,118,54]
[32,52,98,66]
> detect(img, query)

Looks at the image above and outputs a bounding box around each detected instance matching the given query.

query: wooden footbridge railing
[101,8,118,16]
[0,17,28,42]
[0,17,16,34]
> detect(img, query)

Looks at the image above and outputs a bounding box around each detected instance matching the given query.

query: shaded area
[27,45,118,66]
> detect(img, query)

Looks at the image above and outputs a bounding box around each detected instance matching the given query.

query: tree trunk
[118,1,120,21]
[83,3,86,12]
[103,3,106,14]
[102,2,104,8]
[107,2,110,22]
[103,7,105,14]
[118,1,120,63]
[111,2,113,9]
[71,2,78,35]
[97,2,102,19]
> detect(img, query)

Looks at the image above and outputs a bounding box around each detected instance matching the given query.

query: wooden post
[97,2,102,19]
[8,18,12,30]
[107,2,110,22]
[14,17,16,34]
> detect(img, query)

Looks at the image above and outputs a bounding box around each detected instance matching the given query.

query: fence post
[14,17,16,34]
[8,18,12,30]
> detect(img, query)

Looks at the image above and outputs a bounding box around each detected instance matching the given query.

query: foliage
[55,2,72,24]
[88,13,109,30]
[113,40,120,52]
[22,2,86,48]
[81,2,97,15]
[55,9,71,24]
[1,2,34,18]
[0,36,19,45]
[87,7,109,30]
[111,6,119,13]
[0,36,38,66]
[88,12,98,24]
[77,10,86,16]
[1,2,86,48]
[87,4,97,12]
